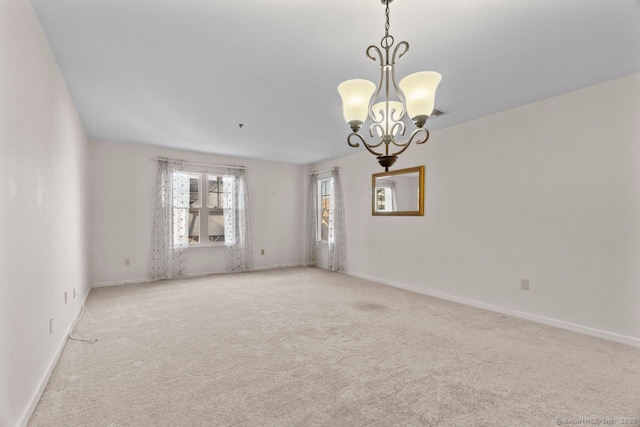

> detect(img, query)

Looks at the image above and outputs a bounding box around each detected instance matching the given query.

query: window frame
[178,167,229,249]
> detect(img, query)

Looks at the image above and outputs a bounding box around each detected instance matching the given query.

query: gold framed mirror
[372,166,424,216]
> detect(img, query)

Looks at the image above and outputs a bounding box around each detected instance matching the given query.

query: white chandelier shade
[398,71,442,120]
[337,79,376,124]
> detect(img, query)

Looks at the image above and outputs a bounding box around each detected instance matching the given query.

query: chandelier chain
[384,1,390,38]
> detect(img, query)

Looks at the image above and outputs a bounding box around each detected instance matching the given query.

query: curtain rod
[154,157,246,170]
[308,167,340,175]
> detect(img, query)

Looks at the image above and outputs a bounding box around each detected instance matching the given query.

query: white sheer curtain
[223,168,253,272]
[304,173,319,266]
[151,159,189,279]
[328,169,347,272]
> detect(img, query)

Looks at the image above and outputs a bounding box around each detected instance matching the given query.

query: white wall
[89,140,304,285]
[0,1,90,426]
[309,73,640,345]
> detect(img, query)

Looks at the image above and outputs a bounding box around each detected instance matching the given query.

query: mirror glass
[372,166,424,216]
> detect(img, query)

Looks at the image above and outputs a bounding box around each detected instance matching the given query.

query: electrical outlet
[124,258,130,266]
[49,319,53,335]
[260,249,265,255]
[521,279,530,290]
[64,291,68,304]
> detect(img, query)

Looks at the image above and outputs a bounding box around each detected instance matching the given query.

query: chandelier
[337,0,442,171]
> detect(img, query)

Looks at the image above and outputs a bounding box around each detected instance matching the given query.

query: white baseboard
[91,263,304,287]
[91,277,152,287]
[347,272,640,348]
[20,288,92,427]
[251,262,302,271]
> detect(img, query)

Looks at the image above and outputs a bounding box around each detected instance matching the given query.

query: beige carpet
[29,267,640,426]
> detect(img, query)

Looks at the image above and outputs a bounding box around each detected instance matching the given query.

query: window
[152,161,252,279]
[318,178,332,241]
[180,171,227,245]
[375,186,394,212]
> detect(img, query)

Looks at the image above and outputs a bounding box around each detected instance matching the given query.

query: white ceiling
[30,0,640,165]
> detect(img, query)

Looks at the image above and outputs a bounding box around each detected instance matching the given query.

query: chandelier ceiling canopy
[338,0,442,171]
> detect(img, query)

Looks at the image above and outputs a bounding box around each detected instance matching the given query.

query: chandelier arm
[348,132,384,156]
[367,137,385,149]
[388,127,429,151]
[366,45,384,66]
[347,132,361,148]
[391,40,409,64]
[413,127,430,145]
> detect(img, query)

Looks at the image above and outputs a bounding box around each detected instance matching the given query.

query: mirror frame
[372,165,425,216]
